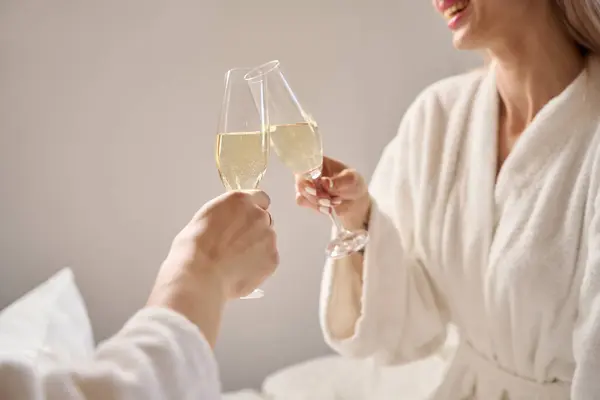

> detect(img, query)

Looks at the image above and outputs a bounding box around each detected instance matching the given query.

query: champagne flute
[245,60,369,259]
[216,67,269,299]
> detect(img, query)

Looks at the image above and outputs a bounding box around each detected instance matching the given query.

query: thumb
[245,189,271,210]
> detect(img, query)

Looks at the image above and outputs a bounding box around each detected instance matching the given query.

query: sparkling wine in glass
[215,68,269,299]
[245,60,369,259]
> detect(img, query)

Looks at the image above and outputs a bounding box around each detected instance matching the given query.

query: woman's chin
[451,29,482,50]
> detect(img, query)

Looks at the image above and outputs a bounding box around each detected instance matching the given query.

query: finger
[296,192,332,215]
[318,205,332,216]
[294,180,320,205]
[295,178,319,197]
[263,229,279,266]
[296,192,318,209]
[298,176,337,198]
[295,175,315,188]
[297,189,335,210]
[245,189,271,210]
[324,169,364,198]
[238,208,273,245]
[239,261,277,297]
[257,208,272,228]
[314,196,341,208]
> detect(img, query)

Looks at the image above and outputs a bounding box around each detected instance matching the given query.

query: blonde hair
[555,0,600,54]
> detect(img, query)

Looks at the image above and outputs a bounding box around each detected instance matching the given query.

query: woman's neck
[489,19,585,133]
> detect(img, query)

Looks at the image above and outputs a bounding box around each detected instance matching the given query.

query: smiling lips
[437,0,469,20]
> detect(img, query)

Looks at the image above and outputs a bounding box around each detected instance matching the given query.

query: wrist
[341,195,372,230]
[147,266,226,347]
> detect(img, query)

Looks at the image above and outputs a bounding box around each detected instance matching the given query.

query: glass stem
[329,209,348,233]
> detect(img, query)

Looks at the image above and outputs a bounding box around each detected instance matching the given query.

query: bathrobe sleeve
[0,307,221,400]
[320,94,450,365]
[573,164,600,399]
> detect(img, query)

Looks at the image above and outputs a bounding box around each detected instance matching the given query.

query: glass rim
[244,60,281,82]
[225,66,254,78]
[226,66,253,72]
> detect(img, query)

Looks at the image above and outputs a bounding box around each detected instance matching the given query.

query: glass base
[240,288,264,300]
[326,229,369,259]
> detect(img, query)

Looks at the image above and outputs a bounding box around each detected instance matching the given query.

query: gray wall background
[0,0,478,391]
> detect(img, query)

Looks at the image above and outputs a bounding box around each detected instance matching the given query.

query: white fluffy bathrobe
[0,308,222,400]
[322,56,600,399]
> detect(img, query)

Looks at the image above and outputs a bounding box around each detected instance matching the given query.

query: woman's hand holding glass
[295,157,372,232]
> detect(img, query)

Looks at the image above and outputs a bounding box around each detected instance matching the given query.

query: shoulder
[376,68,488,175]
[390,67,488,157]
[407,67,488,124]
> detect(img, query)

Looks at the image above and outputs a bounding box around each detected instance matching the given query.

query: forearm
[326,252,364,340]
[147,268,225,348]
[326,203,371,340]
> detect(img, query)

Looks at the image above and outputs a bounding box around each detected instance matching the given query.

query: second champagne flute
[245,60,369,259]
[215,67,269,299]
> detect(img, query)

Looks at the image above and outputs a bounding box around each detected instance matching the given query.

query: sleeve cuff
[320,199,390,359]
[122,306,221,392]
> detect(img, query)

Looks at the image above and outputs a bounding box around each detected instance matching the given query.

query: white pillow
[0,268,95,371]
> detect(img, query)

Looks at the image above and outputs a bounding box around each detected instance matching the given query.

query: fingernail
[305,186,317,196]
[318,198,331,207]
[332,198,342,206]
[324,178,334,190]
[319,206,330,215]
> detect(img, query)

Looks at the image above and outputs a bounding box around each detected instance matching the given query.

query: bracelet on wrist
[357,219,369,255]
